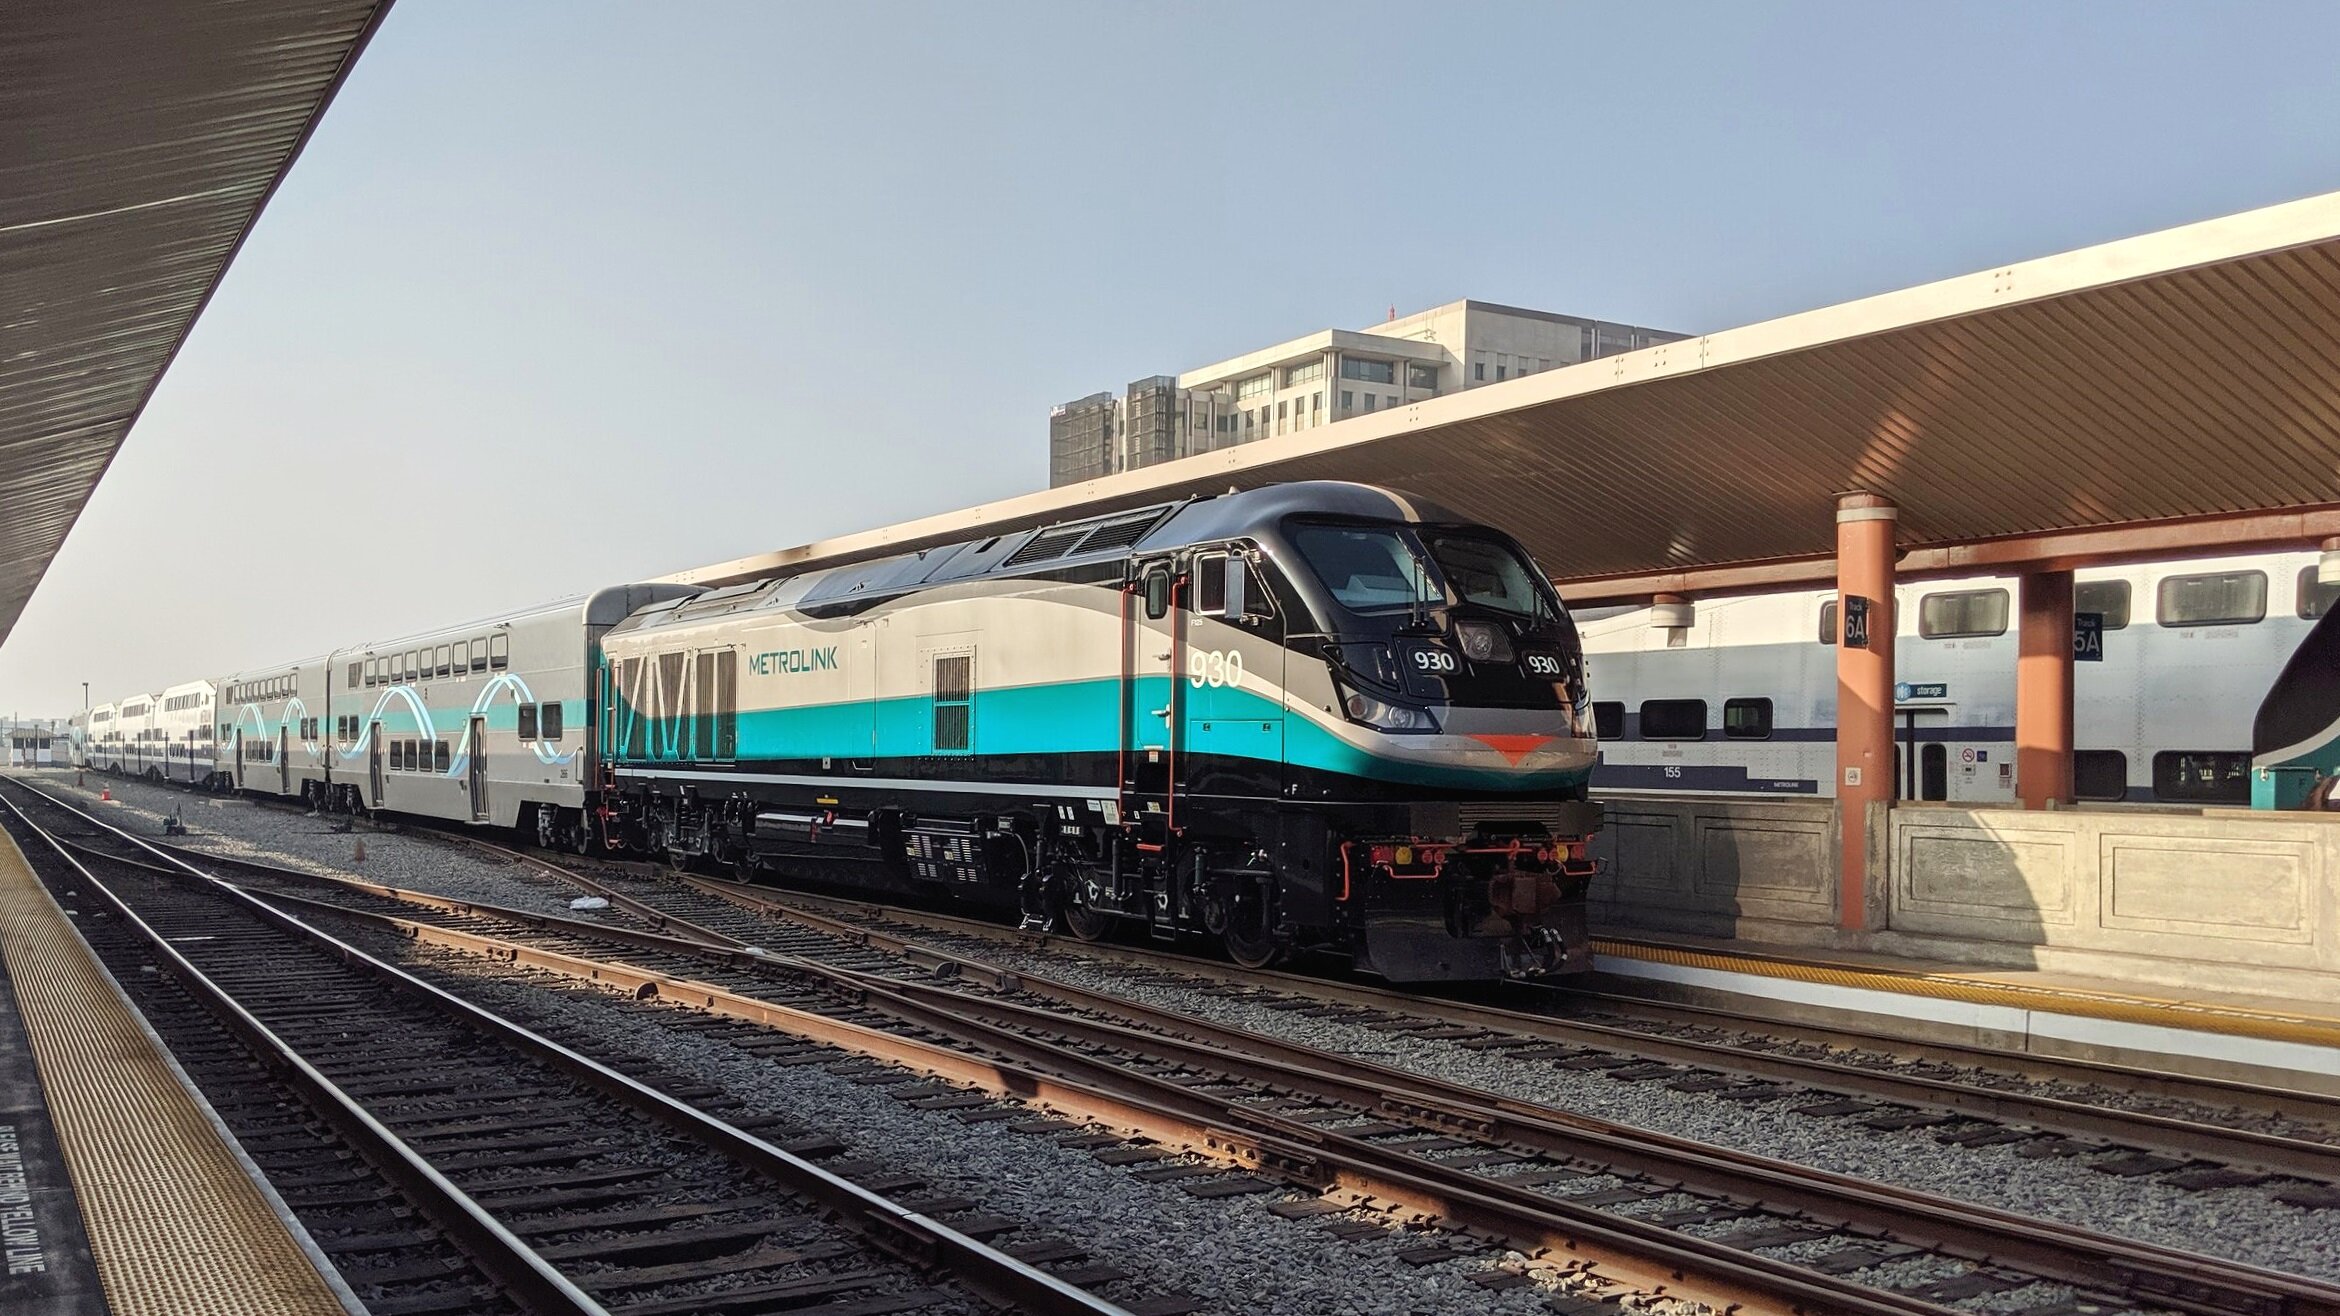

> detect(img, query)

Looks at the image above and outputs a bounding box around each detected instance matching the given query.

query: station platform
[0,826,356,1315]
[1589,931,2340,1092]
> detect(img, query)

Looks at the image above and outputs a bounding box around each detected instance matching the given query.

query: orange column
[1834,493,1896,931]
[2016,570,2075,809]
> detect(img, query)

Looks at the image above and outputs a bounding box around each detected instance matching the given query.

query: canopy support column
[2017,570,2076,809]
[1835,493,1896,931]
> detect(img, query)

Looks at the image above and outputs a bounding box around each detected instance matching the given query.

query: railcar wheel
[1060,883,1112,941]
[1222,885,1282,969]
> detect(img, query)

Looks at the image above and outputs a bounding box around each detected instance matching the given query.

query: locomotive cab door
[1184,549,1283,800]
[1122,561,1181,838]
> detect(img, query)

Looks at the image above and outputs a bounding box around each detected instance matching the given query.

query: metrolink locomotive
[73,482,1604,981]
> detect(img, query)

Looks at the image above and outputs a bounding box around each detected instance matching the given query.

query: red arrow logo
[1468,733,1551,765]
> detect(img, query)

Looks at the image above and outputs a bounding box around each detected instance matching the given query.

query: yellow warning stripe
[1592,936,2340,1050]
[0,828,348,1315]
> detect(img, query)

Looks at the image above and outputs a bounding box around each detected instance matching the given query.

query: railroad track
[632,870,2340,1182]
[61,806,2340,1316]
[0,778,1134,1316]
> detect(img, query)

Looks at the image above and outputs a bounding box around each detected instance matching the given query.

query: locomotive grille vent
[1073,512,1163,555]
[1455,802,1569,836]
[1003,527,1090,567]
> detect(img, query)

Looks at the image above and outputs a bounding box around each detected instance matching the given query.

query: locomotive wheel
[1060,884,1112,941]
[1222,886,1282,969]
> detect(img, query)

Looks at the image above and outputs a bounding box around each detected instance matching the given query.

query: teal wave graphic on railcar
[336,678,579,777]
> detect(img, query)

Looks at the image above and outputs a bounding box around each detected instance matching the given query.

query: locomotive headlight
[1339,687,1439,734]
[1453,620,1512,664]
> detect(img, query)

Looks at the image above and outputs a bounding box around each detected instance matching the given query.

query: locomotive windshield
[1422,533,1557,621]
[1289,525,1440,614]
[1291,522,1561,623]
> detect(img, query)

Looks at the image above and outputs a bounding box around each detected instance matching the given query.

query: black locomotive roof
[621,481,1460,631]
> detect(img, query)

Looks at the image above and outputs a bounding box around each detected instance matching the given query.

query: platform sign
[1842,596,1872,650]
[2075,611,2105,662]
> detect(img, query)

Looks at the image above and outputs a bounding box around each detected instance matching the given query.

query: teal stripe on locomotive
[607,675,1589,794]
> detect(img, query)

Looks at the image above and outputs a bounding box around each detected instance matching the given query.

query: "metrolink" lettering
[748,648,837,677]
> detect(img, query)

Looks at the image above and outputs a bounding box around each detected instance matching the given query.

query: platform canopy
[671,190,2340,604]
[0,0,390,646]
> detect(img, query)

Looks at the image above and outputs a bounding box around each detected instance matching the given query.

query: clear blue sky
[8,1,2340,715]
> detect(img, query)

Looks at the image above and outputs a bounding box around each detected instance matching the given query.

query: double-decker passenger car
[220,660,330,800]
[328,587,691,845]
[154,680,221,787]
[601,482,1601,981]
[1580,551,2336,805]
[82,704,116,771]
[115,695,156,777]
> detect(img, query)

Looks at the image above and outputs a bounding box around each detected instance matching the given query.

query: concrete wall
[1592,792,2340,1000]
[1588,796,1842,939]
[1882,803,2340,998]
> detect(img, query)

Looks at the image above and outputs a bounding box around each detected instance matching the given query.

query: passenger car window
[2074,579,2130,630]
[2158,571,2266,627]
[2296,566,2340,620]
[1639,699,1707,741]
[1591,701,1624,740]
[489,634,510,669]
[2073,750,2128,801]
[1723,698,1772,740]
[1918,589,2009,639]
[2152,750,2248,803]
[540,702,563,742]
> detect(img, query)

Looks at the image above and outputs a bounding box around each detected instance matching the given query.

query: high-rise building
[1048,299,1687,486]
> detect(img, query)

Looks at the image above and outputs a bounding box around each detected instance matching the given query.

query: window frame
[539,701,563,742]
[517,704,539,741]
[488,633,510,669]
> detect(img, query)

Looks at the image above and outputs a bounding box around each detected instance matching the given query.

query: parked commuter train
[69,482,1603,981]
[1580,551,2335,806]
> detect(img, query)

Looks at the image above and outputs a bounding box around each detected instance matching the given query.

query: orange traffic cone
[98,788,111,802]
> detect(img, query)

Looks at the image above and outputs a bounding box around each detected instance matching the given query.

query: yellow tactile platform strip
[1593,936,2340,1050]
[0,829,348,1316]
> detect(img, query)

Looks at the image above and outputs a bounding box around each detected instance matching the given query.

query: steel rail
[0,778,1130,1316]
[0,787,611,1316]
[208,882,1975,1316]
[616,885,2340,1316]
[213,834,2340,1316]
[694,878,2340,1135]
